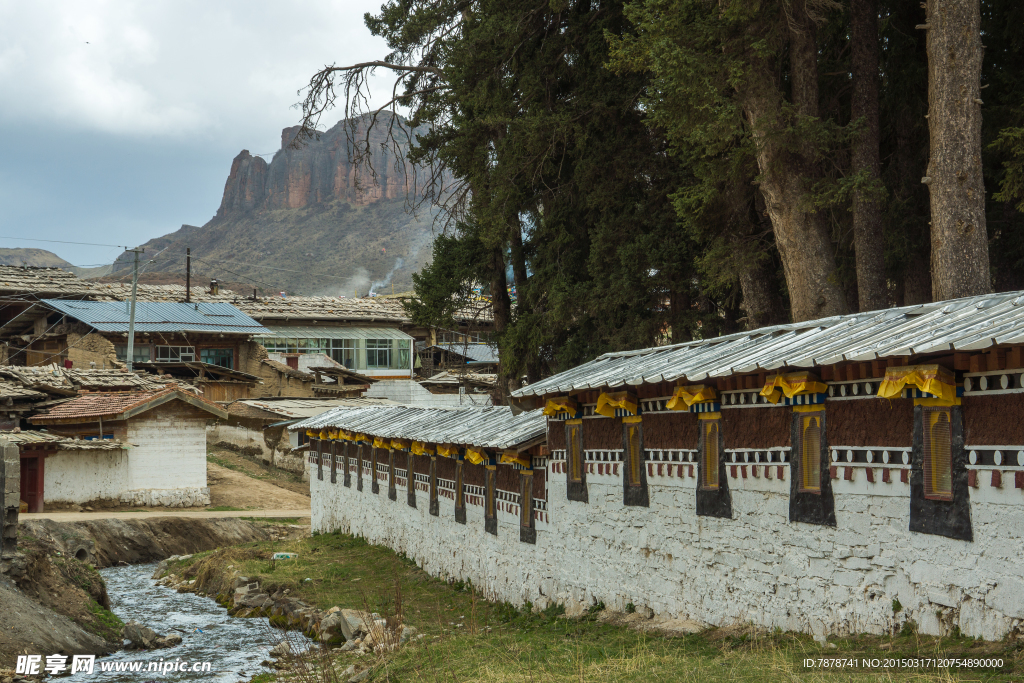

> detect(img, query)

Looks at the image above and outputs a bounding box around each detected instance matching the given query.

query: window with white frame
[155,345,195,362]
[114,345,151,363]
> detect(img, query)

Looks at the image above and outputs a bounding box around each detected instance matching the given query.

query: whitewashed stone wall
[44,450,129,503]
[312,455,1024,641]
[123,407,211,507]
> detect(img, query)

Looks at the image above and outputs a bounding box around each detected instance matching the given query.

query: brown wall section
[643,412,699,450]
[548,420,566,450]
[826,399,913,447]
[964,394,1024,444]
[463,461,486,487]
[533,468,546,500]
[497,465,519,493]
[413,454,431,475]
[722,408,791,449]
[584,417,621,449]
[435,457,457,481]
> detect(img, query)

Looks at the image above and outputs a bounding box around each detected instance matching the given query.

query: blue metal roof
[42,299,272,335]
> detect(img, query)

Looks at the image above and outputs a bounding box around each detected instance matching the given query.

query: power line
[0,236,129,248]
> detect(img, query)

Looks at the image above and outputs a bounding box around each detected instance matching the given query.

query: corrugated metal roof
[290,405,546,451]
[43,300,271,335]
[512,290,1024,397]
[425,343,499,363]
[256,325,413,341]
[236,397,398,419]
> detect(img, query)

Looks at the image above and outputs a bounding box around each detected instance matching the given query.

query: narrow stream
[68,563,313,683]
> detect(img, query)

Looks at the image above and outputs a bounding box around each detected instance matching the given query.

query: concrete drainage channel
[66,561,315,683]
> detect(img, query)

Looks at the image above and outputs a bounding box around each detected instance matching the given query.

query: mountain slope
[0,248,112,278]
[111,116,437,295]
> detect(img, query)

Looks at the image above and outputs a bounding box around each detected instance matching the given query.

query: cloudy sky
[0,1,395,267]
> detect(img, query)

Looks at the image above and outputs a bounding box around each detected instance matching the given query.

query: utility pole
[185,248,191,303]
[125,248,145,372]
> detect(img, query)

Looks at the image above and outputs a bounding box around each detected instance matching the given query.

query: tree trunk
[742,4,847,323]
[489,247,511,335]
[669,287,692,344]
[924,0,991,300]
[850,0,887,311]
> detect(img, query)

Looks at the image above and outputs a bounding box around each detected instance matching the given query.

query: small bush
[626,602,636,614]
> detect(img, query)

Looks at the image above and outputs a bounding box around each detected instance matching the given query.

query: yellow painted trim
[666,384,717,411]
[697,412,722,421]
[543,396,578,416]
[595,391,638,418]
[622,415,643,424]
[566,418,583,425]
[792,405,826,414]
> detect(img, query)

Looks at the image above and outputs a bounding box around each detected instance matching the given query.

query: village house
[417,342,499,378]
[306,289,1024,642]
[208,395,396,473]
[16,386,227,511]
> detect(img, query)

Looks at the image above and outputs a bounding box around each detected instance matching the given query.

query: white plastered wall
[312,454,1024,641]
[123,403,211,507]
[44,449,129,503]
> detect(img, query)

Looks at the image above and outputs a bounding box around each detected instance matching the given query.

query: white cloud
[0,0,396,146]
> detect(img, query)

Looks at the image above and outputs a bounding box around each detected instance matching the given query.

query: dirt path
[206,461,310,510]
[206,448,309,497]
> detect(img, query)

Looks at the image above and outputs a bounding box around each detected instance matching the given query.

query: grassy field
[168,530,1022,682]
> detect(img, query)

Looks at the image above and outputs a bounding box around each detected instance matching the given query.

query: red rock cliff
[218,116,423,216]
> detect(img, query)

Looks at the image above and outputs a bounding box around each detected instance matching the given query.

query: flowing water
[67,563,313,683]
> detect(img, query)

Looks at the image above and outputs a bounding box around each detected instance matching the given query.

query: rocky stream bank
[0,517,281,668]
[154,548,425,682]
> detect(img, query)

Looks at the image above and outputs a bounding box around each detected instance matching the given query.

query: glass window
[390,339,411,370]
[114,345,151,363]
[200,348,234,369]
[330,339,359,369]
[155,346,195,362]
[366,339,391,369]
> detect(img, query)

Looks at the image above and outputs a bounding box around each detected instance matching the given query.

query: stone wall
[43,450,129,504]
[1,442,18,561]
[123,403,211,507]
[239,342,315,397]
[66,332,119,369]
[312,436,1024,642]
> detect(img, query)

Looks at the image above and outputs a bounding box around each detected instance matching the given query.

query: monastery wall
[312,449,1024,640]
[310,382,1024,642]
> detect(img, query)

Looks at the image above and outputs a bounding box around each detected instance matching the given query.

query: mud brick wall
[963,394,1024,444]
[826,399,914,447]
[583,417,621,449]
[643,413,699,450]
[721,408,791,449]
